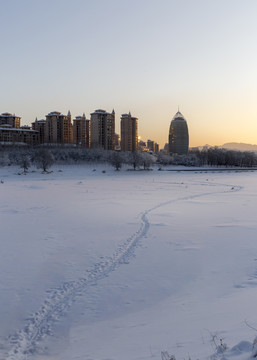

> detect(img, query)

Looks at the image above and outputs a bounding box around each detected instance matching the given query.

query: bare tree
[34,149,54,172]
[109,151,123,171]
[129,151,142,170]
[19,154,31,173]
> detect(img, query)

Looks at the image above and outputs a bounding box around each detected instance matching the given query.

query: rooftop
[172,111,186,121]
[0,127,38,133]
[47,111,62,116]
[91,109,114,116]
[0,112,20,118]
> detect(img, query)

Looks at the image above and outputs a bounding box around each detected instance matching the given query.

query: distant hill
[221,142,257,152]
[191,143,257,152]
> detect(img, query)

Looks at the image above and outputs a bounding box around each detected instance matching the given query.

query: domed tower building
[169,111,189,155]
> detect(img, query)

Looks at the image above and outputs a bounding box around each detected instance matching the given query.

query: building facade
[73,114,90,147]
[0,125,39,146]
[0,113,21,128]
[169,111,189,155]
[31,118,46,144]
[114,133,120,150]
[44,111,73,144]
[120,113,138,152]
[138,140,147,151]
[90,109,115,150]
[147,139,155,152]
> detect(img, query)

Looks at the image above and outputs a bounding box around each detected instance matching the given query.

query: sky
[1,0,257,148]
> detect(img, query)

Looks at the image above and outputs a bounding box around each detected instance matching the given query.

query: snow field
[1,165,257,360]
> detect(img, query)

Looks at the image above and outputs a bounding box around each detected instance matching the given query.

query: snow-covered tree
[141,152,155,170]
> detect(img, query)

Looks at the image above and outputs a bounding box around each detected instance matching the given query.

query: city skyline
[1,0,257,148]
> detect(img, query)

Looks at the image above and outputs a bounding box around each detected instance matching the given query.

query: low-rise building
[147,139,155,152]
[0,124,39,146]
[138,140,147,151]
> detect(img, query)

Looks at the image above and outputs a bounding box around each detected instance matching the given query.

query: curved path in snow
[6,181,242,360]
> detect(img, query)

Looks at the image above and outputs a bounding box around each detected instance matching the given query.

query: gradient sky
[1,0,257,148]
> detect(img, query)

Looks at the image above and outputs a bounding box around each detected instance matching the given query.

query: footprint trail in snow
[5,181,241,360]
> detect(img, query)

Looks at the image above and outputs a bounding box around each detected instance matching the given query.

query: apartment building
[120,112,138,152]
[0,124,39,146]
[44,111,73,144]
[31,118,46,144]
[90,109,115,150]
[0,113,21,128]
[73,114,90,147]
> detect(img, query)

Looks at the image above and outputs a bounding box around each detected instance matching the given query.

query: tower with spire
[168,110,189,155]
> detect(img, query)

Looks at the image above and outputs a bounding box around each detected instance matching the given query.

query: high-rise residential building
[169,111,189,155]
[0,113,21,128]
[31,118,46,144]
[44,111,73,144]
[120,112,138,152]
[73,113,90,147]
[90,109,115,150]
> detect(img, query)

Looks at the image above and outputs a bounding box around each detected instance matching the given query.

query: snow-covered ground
[1,164,257,360]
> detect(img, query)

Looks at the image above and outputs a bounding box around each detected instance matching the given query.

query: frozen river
[1,165,257,360]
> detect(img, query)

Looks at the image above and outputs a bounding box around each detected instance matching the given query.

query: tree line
[0,146,157,172]
[158,147,257,168]
[0,145,256,172]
